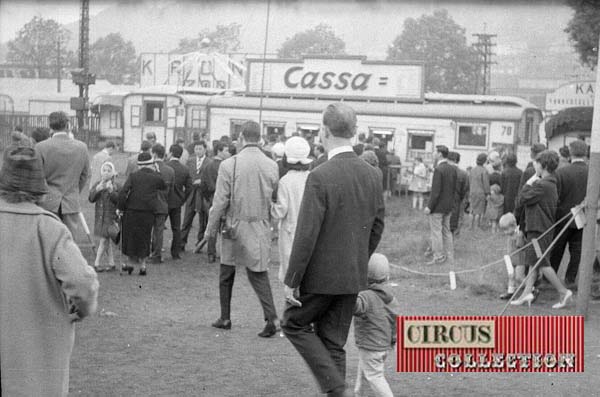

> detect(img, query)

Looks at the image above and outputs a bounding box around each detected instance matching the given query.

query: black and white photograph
[1,0,599,395]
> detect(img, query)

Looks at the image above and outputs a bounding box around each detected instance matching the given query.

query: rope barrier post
[577,33,600,317]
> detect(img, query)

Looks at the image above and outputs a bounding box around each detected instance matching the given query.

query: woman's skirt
[524,231,553,268]
[121,209,154,259]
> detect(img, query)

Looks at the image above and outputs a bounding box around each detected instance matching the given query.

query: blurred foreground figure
[0,145,99,397]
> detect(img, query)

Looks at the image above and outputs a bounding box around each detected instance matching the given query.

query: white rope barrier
[388,210,577,279]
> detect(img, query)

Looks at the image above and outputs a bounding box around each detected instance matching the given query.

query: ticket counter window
[297,124,320,140]
[407,130,434,163]
[369,128,394,145]
[263,122,286,139]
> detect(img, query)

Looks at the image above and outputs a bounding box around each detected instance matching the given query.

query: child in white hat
[353,253,399,397]
[270,136,312,282]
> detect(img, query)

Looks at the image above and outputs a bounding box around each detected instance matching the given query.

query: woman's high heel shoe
[510,293,534,306]
[552,289,573,309]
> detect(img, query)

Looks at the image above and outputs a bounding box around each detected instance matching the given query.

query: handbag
[221,157,237,240]
[107,212,121,245]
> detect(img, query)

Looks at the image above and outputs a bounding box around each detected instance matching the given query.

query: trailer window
[457,123,488,148]
[131,105,141,127]
[109,110,120,128]
[407,130,434,163]
[191,108,201,129]
[145,101,164,123]
[230,119,246,141]
[263,121,286,139]
[297,123,320,140]
[167,107,177,128]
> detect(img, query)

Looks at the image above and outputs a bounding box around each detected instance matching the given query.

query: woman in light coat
[271,137,312,282]
[0,145,98,397]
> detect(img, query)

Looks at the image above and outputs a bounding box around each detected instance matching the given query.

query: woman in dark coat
[117,153,165,275]
[511,150,572,309]
[500,153,522,214]
[89,161,120,271]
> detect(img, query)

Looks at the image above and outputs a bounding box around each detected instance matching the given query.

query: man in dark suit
[424,145,457,265]
[166,144,192,260]
[180,140,212,251]
[448,151,469,238]
[282,103,385,397]
[198,141,227,262]
[310,144,327,170]
[500,153,522,214]
[549,140,589,286]
[352,132,366,156]
[36,111,90,237]
[149,143,175,263]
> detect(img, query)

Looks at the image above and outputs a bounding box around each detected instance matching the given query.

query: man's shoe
[327,386,354,397]
[211,318,232,330]
[207,254,216,263]
[172,254,182,260]
[499,292,514,300]
[258,321,278,338]
[425,255,446,265]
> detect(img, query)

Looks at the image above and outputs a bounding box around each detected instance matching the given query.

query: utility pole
[576,33,600,317]
[57,40,61,93]
[71,0,95,133]
[472,33,497,95]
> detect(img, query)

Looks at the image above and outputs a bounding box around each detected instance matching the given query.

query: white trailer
[206,93,542,169]
[121,86,223,152]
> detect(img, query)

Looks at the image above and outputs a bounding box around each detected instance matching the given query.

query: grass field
[63,152,600,396]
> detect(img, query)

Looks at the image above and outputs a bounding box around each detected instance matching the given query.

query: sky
[0,0,109,43]
[0,0,576,59]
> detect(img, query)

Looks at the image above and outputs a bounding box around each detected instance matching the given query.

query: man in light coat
[36,111,90,237]
[205,120,280,338]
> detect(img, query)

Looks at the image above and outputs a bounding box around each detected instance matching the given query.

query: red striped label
[396,316,584,372]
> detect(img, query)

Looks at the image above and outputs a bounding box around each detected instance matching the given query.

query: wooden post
[575,33,600,316]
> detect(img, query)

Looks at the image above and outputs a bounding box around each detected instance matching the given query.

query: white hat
[284,136,313,165]
[272,142,285,158]
[368,253,390,282]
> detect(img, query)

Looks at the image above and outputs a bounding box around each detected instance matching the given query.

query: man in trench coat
[205,120,280,337]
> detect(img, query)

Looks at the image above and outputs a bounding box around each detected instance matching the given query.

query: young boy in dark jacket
[353,253,399,397]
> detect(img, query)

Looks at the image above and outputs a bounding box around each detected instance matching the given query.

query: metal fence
[0,113,101,150]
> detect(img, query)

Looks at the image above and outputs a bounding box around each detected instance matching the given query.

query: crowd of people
[0,107,394,397]
[2,105,600,396]
[409,138,600,308]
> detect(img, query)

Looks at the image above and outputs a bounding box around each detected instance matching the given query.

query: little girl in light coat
[89,161,119,271]
[271,137,313,282]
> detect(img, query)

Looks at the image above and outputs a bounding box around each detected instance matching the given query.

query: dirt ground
[65,152,600,396]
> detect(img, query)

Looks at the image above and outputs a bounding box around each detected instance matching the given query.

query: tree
[173,23,242,54]
[90,33,137,84]
[277,24,346,58]
[565,0,600,69]
[387,9,479,94]
[6,16,76,78]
